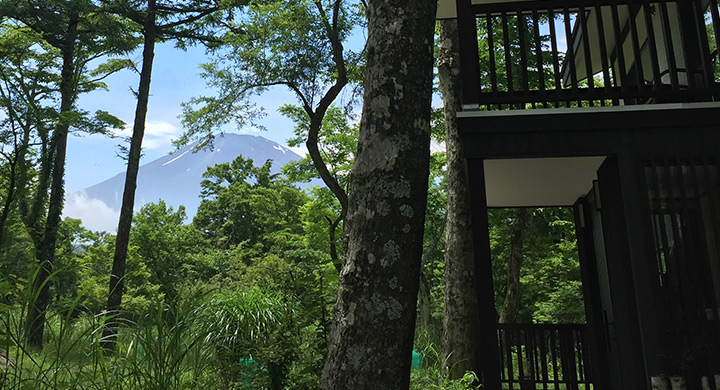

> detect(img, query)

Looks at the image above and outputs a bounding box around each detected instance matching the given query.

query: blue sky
[67,42,299,193]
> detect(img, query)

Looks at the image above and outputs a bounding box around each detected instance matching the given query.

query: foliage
[282,104,357,189]
[130,201,208,304]
[199,287,296,389]
[490,207,586,324]
[178,0,363,144]
[410,327,480,390]
[0,276,215,390]
[194,155,308,249]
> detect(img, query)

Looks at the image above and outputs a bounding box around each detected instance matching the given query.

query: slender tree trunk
[418,218,446,328]
[437,18,482,380]
[498,208,531,324]
[102,0,157,349]
[326,215,342,273]
[0,154,18,251]
[26,16,78,349]
[0,125,31,250]
[0,110,28,250]
[320,0,436,387]
[22,134,54,250]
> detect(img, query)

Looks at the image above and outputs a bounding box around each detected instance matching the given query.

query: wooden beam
[466,158,501,389]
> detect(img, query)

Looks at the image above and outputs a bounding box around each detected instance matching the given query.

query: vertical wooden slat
[677,1,699,90]
[679,159,707,382]
[582,328,593,384]
[658,0,680,90]
[502,10,515,102]
[703,160,720,375]
[686,158,720,382]
[517,9,531,107]
[526,328,535,383]
[548,8,564,107]
[696,159,720,379]
[549,329,560,388]
[691,0,715,89]
[532,8,546,103]
[627,4,647,91]
[594,3,615,104]
[699,158,720,319]
[499,327,506,382]
[563,6,581,104]
[709,0,720,81]
[573,328,582,384]
[609,1,629,94]
[505,325,515,388]
[579,4,596,107]
[683,161,720,321]
[660,159,695,318]
[642,0,663,90]
[515,327,526,385]
[455,0,481,108]
[487,15,499,97]
[538,327,549,390]
[648,160,675,295]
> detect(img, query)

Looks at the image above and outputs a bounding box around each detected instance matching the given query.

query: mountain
[65,134,303,232]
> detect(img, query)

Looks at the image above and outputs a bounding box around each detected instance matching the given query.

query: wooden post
[456,0,480,109]
[574,197,611,390]
[466,158,501,390]
[596,156,652,389]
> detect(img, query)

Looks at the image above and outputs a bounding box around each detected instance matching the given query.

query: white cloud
[117,120,181,150]
[64,191,119,233]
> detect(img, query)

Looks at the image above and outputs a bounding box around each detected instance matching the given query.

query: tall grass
[410,326,482,390]
[0,268,215,390]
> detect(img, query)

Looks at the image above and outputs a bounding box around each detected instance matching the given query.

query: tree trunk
[21,133,53,250]
[320,0,436,386]
[0,83,33,251]
[26,15,78,349]
[326,215,343,273]
[102,0,157,349]
[418,218,446,328]
[498,208,531,324]
[437,18,483,380]
[0,152,18,251]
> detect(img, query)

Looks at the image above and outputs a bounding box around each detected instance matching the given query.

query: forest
[0,0,585,389]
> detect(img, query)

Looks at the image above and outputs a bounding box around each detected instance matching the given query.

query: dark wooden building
[438,0,720,388]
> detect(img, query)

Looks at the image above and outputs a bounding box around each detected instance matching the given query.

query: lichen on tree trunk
[320,0,436,386]
[437,18,483,380]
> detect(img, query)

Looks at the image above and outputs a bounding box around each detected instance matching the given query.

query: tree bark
[21,132,53,250]
[320,0,436,386]
[437,18,483,380]
[498,208,531,324]
[326,215,343,273]
[0,149,18,251]
[418,218,446,328]
[26,13,79,349]
[102,0,157,349]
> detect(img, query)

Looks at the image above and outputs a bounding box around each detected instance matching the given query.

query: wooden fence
[497,323,594,390]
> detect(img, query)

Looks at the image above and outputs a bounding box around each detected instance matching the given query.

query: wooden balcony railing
[458,0,720,110]
[497,323,594,390]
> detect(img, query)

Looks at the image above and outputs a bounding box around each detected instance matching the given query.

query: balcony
[455,0,720,110]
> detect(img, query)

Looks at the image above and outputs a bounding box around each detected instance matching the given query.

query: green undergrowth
[410,327,482,390]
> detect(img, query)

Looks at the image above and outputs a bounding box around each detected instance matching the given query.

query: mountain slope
[66,134,302,231]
